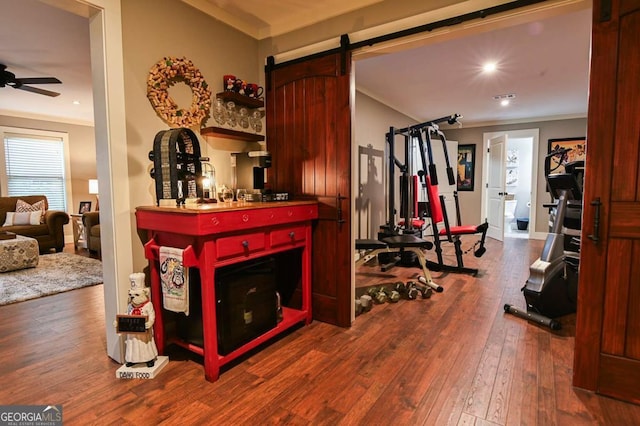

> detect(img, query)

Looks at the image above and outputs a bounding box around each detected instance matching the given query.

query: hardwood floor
[1,238,639,425]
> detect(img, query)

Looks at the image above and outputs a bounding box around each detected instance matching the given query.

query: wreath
[147,56,211,128]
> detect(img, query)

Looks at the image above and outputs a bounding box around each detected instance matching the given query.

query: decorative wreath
[147,56,212,128]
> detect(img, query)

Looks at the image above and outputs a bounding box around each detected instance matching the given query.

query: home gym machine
[504,146,583,330]
[394,115,489,276]
[356,113,481,292]
[356,115,464,294]
[377,114,462,240]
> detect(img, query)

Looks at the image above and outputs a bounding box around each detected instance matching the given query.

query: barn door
[266,52,352,327]
[574,0,640,404]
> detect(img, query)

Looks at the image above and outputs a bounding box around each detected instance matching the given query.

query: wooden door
[573,0,640,404]
[266,53,352,327]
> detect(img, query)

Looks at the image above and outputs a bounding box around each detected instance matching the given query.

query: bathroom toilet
[505,199,518,221]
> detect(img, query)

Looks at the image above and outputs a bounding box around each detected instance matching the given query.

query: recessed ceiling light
[493,93,516,100]
[72,100,80,105]
[482,62,497,73]
[493,93,515,107]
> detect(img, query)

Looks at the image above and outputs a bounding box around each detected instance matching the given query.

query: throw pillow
[3,211,42,226]
[16,199,45,223]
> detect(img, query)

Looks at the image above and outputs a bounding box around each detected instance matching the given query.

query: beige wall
[0,114,97,234]
[444,117,587,232]
[120,0,261,270]
[354,91,417,239]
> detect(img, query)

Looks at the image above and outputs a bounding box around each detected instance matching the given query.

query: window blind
[3,134,67,211]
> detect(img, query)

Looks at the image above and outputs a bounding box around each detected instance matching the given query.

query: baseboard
[531,231,547,240]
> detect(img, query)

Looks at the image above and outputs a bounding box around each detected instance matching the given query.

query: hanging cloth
[159,246,189,316]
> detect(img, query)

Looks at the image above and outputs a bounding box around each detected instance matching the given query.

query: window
[0,127,70,211]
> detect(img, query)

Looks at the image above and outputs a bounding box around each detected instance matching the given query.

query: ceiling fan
[0,63,62,97]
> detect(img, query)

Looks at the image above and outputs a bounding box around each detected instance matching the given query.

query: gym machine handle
[587,197,602,245]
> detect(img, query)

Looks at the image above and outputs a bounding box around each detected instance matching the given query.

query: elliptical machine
[504,147,583,330]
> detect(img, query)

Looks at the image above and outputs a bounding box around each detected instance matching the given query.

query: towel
[159,246,189,316]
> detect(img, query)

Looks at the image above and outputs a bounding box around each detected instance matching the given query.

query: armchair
[82,211,101,256]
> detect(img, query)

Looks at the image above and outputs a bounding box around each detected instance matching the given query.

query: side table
[70,214,87,249]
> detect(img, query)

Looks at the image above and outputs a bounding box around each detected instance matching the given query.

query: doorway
[482,129,539,242]
[66,0,132,363]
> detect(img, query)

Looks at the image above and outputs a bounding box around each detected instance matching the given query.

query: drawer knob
[289,231,295,239]
[241,240,249,248]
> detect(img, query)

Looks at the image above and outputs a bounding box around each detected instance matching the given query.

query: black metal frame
[423,179,488,276]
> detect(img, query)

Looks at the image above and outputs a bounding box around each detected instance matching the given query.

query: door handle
[336,193,347,224]
[587,197,602,245]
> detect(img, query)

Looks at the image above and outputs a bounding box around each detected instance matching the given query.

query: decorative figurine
[121,273,158,367]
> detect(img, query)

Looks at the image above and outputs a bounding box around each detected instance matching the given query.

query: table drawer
[216,233,265,259]
[270,226,306,248]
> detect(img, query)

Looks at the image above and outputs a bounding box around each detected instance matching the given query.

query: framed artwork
[547,137,586,174]
[457,144,476,191]
[78,201,92,214]
[506,168,519,186]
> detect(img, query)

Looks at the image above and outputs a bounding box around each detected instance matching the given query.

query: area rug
[0,252,103,306]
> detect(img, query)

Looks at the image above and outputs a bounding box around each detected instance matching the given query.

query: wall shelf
[200,127,265,142]
[205,92,264,142]
[216,91,263,109]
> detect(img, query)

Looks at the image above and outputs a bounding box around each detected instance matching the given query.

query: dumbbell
[359,294,373,312]
[366,286,379,298]
[404,281,420,300]
[413,280,433,299]
[394,281,408,298]
[366,286,388,304]
[384,288,401,303]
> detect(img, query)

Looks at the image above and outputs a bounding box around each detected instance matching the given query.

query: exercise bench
[355,235,443,293]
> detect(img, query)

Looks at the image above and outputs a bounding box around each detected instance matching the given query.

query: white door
[487,134,507,241]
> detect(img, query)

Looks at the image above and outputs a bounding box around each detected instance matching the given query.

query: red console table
[135,201,318,381]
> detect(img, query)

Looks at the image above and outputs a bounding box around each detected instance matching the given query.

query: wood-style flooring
[1,239,639,425]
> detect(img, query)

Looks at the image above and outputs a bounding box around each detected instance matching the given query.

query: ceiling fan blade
[17,85,60,97]
[16,77,62,85]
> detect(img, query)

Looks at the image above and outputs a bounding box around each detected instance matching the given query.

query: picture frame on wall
[78,201,92,214]
[457,144,476,191]
[547,137,586,175]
